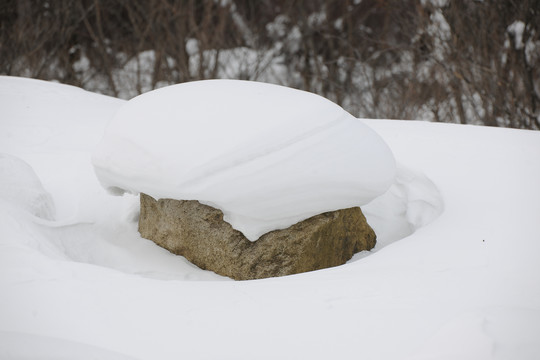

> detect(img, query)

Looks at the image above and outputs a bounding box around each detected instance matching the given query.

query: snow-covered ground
[1,76,539,359]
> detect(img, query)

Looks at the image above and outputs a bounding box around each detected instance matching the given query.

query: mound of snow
[0,153,55,220]
[92,80,396,240]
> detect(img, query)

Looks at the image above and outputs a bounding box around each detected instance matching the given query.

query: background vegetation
[1,0,539,129]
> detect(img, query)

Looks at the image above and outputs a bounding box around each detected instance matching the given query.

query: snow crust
[2,76,540,360]
[92,79,396,240]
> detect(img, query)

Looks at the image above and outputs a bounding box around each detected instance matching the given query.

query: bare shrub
[1,0,538,129]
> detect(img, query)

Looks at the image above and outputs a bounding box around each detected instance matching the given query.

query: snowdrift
[1,76,539,360]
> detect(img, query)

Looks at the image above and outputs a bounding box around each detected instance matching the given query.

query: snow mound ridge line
[177,113,351,189]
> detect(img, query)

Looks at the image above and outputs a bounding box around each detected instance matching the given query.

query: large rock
[138,193,376,280]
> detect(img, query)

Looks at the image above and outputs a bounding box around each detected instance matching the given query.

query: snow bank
[93,80,396,240]
[3,76,540,360]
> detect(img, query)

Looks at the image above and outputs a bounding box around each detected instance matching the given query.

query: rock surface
[139,193,376,280]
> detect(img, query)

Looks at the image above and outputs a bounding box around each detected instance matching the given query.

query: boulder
[138,193,376,280]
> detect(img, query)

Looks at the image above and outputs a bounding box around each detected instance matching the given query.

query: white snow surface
[0,153,56,220]
[92,79,396,240]
[1,76,540,360]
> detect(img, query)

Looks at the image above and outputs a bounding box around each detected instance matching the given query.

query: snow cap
[92,79,396,240]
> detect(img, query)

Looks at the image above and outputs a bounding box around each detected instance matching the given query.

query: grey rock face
[138,193,376,280]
